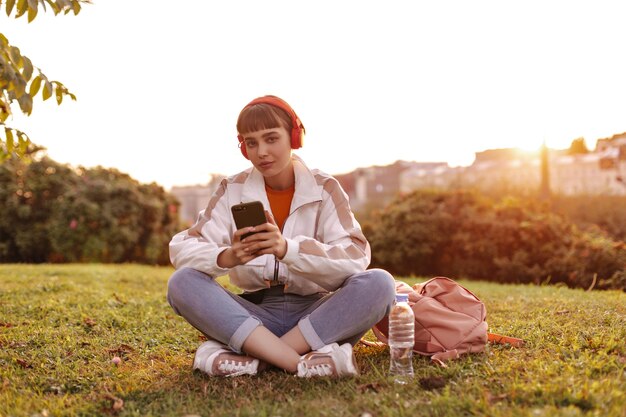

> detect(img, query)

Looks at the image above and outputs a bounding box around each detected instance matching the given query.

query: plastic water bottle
[388,293,414,384]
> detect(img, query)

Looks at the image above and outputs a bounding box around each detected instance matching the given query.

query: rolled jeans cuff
[229,316,262,354]
[298,315,325,351]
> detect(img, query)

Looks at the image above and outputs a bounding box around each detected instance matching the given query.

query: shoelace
[217,359,257,377]
[299,362,333,377]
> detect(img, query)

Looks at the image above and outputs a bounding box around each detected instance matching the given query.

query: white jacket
[169,155,371,295]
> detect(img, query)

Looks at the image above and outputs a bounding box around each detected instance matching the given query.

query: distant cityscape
[171,132,626,225]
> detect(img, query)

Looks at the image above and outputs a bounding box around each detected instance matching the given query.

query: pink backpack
[366,277,522,365]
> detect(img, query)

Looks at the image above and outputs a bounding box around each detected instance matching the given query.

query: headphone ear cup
[291,126,303,149]
[237,135,249,159]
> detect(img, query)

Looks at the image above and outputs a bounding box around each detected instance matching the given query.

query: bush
[364,190,626,290]
[0,156,179,264]
[551,195,626,242]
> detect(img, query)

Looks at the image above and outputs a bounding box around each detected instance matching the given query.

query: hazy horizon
[138,136,615,189]
[3,0,626,189]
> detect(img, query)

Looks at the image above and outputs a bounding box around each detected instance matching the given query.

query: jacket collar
[240,154,322,211]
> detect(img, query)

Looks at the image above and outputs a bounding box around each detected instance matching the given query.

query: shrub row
[363,190,626,290]
[551,194,626,242]
[0,156,179,264]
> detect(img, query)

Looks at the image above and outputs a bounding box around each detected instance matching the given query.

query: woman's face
[241,126,294,188]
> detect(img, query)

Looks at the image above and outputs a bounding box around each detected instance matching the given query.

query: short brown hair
[236,103,293,135]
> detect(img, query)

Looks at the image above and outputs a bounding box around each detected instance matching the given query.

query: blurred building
[399,132,626,196]
[335,161,447,210]
[171,132,626,224]
[551,151,623,195]
[400,149,541,195]
[170,174,224,226]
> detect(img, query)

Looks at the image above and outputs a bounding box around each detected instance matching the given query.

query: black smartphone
[231,201,267,240]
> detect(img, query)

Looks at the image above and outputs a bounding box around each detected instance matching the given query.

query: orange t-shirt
[265,183,295,231]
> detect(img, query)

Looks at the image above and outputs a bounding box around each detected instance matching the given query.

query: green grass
[1,264,625,417]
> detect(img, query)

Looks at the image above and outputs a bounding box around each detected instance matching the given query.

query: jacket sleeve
[169,180,232,278]
[280,178,371,291]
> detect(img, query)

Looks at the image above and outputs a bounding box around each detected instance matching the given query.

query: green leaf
[0,100,10,122]
[72,0,80,15]
[22,56,33,81]
[69,92,76,101]
[12,77,26,98]
[18,93,33,114]
[9,46,21,65]
[5,127,14,152]
[0,58,8,89]
[27,3,37,22]
[15,0,27,18]
[44,0,59,14]
[42,80,52,100]
[6,0,15,16]
[29,75,41,96]
[17,131,30,153]
[55,86,62,104]
[57,0,71,14]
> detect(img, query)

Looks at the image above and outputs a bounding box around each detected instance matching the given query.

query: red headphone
[237,96,305,159]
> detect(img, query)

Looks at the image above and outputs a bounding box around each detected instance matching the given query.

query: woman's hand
[240,210,288,260]
[217,226,263,268]
[216,211,287,268]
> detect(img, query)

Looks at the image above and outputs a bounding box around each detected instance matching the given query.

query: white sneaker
[297,343,359,377]
[193,340,259,377]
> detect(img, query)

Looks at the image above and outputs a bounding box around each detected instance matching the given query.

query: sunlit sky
[3,0,626,189]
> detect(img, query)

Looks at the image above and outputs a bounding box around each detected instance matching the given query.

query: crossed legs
[167,267,395,374]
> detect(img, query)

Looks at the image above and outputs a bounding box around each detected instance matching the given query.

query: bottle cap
[395,293,409,303]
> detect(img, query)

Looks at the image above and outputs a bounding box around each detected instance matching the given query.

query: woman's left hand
[241,210,288,259]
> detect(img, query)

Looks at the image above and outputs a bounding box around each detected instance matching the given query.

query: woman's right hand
[217,226,259,268]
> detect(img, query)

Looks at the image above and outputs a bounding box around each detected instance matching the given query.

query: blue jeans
[167,268,396,354]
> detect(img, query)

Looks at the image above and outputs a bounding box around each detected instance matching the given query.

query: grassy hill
[1,264,625,417]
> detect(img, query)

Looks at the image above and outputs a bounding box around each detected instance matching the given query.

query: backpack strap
[364,332,525,348]
[431,349,459,366]
[487,332,524,347]
[359,338,386,348]
[358,325,389,348]
[371,324,389,345]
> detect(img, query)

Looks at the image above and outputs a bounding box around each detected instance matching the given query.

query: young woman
[167,95,395,377]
